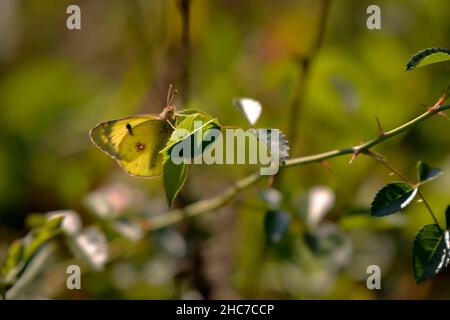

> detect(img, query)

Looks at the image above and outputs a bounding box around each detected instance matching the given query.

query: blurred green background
[0,0,449,299]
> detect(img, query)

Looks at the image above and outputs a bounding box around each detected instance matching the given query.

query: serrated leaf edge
[370,182,416,216]
[412,224,450,283]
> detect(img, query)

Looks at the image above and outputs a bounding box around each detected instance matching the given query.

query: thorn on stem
[434,86,449,109]
[426,87,449,112]
[422,100,450,120]
[437,111,450,120]
[375,116,385,136]
[349,149,360,164]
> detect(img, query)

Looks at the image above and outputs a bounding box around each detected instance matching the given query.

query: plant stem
[373,157,414,185]
[178,0,190,105]
[143,172,262,230]
[141,103,450,231]
[287,0,330,151]
[276,0,330,188]
[417,189,442,230]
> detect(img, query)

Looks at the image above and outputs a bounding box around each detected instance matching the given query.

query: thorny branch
[141,103,450,231]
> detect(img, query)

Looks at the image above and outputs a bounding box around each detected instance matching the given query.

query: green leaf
[406,48,450,71]
[0,240,24,279]
[4,243,55,300]
[176,108,208,118]
[412,224,450,283]
[163,158,189,207]
[22,216,63,263]
[23,228,60,263]
[0,216,63,286]
[43,215,64,230]
[371,182,417,217]
[25,213,48,229]
[264,210,290,244]
[161,112,221,160]
[417,161,443,184]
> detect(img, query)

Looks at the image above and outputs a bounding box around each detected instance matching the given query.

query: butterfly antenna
[167,84,173,106]
[169,89,178,106]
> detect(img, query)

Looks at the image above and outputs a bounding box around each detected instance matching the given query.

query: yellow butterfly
[90,87,178,178]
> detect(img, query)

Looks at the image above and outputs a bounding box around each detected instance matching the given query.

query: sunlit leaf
[306,186,335,229]
[161,112,220,161]
[232,97,262,126]
[412,224,450,283]
[417,161,443,184]
[47,210,82,236]
[0,240,23,280]
[25,214,48,229]
[4,243,56,300]
[0,216,63,287]
[371,182,417,217]
[175,108,208,118]
[23,225,61,263]
[406,47,450,70]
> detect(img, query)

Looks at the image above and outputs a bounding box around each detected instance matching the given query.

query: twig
[23,103,447,300]
[287,0,330,151]
[176,0,213,298]
[142,172,262,230]
[178,0,190,105]
[140,103,450,231]
[417,189,442,230]
[370,156,414,184]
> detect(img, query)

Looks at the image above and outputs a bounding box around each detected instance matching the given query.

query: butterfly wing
[116,119,173,177]
[90,115,158,160]
[90,115,173,177]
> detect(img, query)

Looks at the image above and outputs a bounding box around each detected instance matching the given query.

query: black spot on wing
[126,123,134,136]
